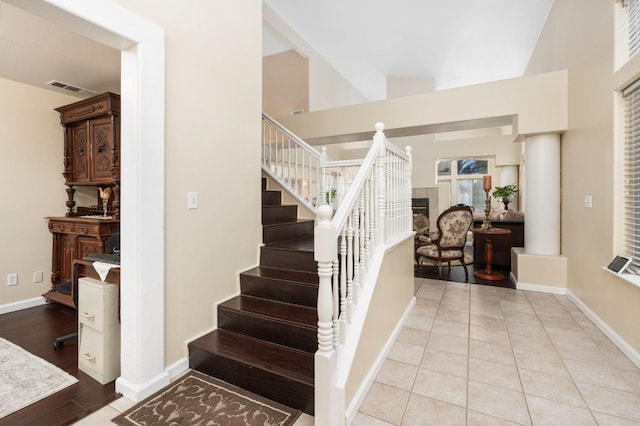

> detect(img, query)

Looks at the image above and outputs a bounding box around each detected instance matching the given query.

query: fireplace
[412,198,429,217]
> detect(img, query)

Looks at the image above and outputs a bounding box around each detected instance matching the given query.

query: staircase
[188,178,318,415]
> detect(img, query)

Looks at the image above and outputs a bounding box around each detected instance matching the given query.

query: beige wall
[275,71,568,141]
[526,0,640,353]
[263,49,309,118]
[115,0,263,365]
[0,78,78,306]
[345,238,414,406]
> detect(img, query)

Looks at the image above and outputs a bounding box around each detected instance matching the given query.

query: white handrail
[261,116,413,425]
[262,113,322,212]
[314,123,413,425]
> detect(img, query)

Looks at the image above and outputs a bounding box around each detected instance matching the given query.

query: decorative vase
[502,197,510,210]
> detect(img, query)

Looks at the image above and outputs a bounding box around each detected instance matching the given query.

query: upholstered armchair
[413,214,431,266]
[416,204,473,279]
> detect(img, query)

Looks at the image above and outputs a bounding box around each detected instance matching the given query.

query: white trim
[344,296,416,425]
[165,356,190,381]
[115,371,170,403]
[602,266,640,289]
[9,0,167,402]
[515,280,567,295]
[566,289,640,369]
[0,297,47,315]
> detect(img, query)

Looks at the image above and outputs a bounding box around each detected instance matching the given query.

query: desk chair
[53,233,120,350]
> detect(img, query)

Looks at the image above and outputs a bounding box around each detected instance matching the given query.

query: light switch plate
[188,192,198,209]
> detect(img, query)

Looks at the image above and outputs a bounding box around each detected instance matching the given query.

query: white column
[524,134,560,255]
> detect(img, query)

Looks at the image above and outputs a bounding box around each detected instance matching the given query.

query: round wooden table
[472,227,511,281]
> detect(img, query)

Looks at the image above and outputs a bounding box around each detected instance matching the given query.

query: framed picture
[607,255,632,274]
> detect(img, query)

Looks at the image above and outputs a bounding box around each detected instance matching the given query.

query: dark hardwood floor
[415,256,515,288]
[0,302,119,426]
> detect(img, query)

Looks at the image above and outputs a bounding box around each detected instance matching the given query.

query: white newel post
[314,204,341,425]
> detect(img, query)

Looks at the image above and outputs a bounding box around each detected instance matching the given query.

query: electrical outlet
[33,271,43,283]
[584,195,592,208]
[7,273,18,286]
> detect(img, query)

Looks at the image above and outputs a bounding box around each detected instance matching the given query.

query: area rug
[112,370,301,426]
[0,337,78,418]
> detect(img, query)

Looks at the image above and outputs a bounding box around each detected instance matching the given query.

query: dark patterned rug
[112,370,301,426]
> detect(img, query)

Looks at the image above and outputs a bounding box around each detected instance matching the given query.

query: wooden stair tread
[264,237,314,251]
[242,266,318,284]
[220,295,317,328]
[190,329,314,385]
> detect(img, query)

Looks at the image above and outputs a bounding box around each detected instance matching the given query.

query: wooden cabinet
[45,93,121,308]
[78,277,121,384]
[55,92,120,218]
[473,220,525,268]
[44,217,119,308]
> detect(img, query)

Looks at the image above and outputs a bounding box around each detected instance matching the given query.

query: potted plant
[492,184,519,210]
[325,188,337,206]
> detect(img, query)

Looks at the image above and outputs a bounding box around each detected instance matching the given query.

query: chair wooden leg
[462,261,469,279]
[437,261,442,278]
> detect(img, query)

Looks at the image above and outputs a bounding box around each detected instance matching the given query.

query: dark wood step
[189,329,314,415]
[240,266,318,307]
[263,219,314,244]
[218,295,317,352]
[262,204,298,225]
[260,240,316,272]
[261,177,267,191]
[262,190,282,206]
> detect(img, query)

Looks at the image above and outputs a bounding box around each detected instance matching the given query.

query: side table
[471,227,511,281]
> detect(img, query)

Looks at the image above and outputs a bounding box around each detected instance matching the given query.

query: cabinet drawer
[78,324,104,375]
[61,99,111,123]
[78,277,118,332]
[73,223,100,235]
[49,222,73,233]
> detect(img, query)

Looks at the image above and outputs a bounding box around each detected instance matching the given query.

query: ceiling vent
[46,80,96,95]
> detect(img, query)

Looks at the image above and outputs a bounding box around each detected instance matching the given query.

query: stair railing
[314,123,412,425]
[262,113,322,212]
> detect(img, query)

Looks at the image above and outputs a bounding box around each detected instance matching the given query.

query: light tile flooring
[354,278,640,425]
[74,277,640,425]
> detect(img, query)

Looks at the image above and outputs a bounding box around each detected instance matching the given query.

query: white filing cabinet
[78,277,120,384]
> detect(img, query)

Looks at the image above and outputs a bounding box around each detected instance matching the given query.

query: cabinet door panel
[60,234,77,284]
[70,122,89,182]
[78,236,105,260]
[89,117,114,182]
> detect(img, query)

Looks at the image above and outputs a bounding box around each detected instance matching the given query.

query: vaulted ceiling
[0,1,554,101]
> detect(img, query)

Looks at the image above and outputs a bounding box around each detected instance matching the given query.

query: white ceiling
[264,0,556,101]
[0,1,554,102]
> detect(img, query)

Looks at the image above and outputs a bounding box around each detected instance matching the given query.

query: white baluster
[332,258,339,348]
[359,191,367,283]
[353,204,360,304]
[339,230,347,342]
[346,213,354,323]
[377,142,386,248]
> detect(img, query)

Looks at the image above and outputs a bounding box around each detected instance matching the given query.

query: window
[623,80,640,274]
[630,0,640,57]
[436,158,492,212]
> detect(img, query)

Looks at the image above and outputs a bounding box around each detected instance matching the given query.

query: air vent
[46,80,96,95]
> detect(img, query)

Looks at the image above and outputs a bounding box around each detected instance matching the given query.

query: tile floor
[74,277,640,425]
[354,278,640,425]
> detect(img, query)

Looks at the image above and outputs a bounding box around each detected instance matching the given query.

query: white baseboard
[0,297,47,315]
[116,370,171,402]
[165,356,190,381]
[515,279,567,295]
[345,296,416,425]
[566,289,640,369]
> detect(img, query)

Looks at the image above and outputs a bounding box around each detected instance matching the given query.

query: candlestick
[483,175,492,191]
[481,187,492,230]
